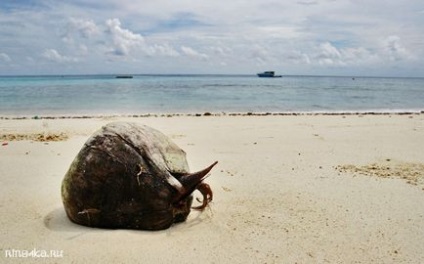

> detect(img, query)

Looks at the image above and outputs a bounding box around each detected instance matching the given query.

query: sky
[1,0,424,77]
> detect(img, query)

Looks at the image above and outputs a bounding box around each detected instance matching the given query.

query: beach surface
[1,114,424,263]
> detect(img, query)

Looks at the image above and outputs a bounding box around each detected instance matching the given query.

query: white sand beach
[1,114,424,263]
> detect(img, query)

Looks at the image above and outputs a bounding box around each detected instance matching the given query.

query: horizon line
[1,73,424,79]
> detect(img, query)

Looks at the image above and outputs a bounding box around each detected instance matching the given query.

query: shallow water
[0,75,423,116]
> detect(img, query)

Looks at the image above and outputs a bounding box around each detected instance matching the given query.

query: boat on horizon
[257,71,282,78]
[115,75,133,79]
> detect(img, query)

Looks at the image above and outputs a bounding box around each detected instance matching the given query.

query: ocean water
[0,75,423,116]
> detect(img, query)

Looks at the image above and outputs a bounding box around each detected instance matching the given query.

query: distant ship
[115,75,133,79]
[257,71,282,78]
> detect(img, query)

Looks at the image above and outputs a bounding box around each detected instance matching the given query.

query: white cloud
[180,46,208,60]
[285,51,311,65]
[310,42,378,67]
[297,0,319,6]
[150,44,180,57]
[105,18,145,56]
[383,35,411,61]
[0,53,11,62]
[102,18,181,58]
[70,18,99,39]
[316,42,342,65]
[41,49,79,63]
[209,46,231,57]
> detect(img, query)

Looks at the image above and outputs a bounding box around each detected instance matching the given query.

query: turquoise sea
[0,75,423,116]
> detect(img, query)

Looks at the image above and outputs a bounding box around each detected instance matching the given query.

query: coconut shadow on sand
[43,206,212,237]
[43,208,95,239]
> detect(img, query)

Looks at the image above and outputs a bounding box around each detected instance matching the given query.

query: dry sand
[1,114,423,263]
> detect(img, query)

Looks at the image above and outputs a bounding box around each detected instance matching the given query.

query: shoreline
[1,109,423,120]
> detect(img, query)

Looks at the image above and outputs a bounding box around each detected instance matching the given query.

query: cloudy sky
[1,0,424,76]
